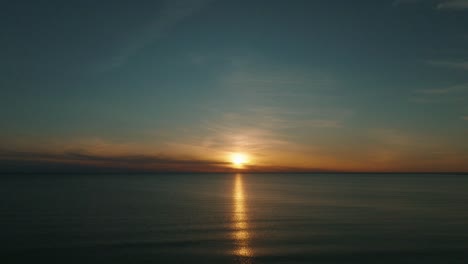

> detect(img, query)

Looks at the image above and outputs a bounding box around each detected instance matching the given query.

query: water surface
[1,173,468,263]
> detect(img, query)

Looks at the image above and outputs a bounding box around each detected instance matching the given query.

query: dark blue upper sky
[1,0,467,172]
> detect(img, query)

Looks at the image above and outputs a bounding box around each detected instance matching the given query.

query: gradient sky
[1,0,467,173]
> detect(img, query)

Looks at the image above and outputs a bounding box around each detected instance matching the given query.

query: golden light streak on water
[232,174,253,262]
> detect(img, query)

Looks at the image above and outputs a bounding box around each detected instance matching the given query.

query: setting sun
[231,153,249,167]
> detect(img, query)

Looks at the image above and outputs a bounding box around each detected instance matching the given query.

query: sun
[231,153,249,167]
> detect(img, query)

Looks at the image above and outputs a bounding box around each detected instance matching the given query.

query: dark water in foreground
[1,173,468,263]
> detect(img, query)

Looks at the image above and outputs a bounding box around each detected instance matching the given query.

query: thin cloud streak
[428,60,468,71]
[97,0,213,71]
[417,83,468,95]
[0,150,338,173]
[394,0,468,9]
[0,150,228,173]
[413,75,468,102]
[0,150,228,165]
[437,0,468,9]
[393,0,425,6]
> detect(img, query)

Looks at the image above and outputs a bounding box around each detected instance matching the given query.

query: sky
[1,0,467,173]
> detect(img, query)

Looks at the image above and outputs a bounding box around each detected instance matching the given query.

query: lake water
[1,173,468,263]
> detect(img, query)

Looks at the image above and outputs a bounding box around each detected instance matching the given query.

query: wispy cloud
[437,0,468,9]
[218,62,337,102]
[418,83,468,94]
[335,127,468,172]
[0,149,229,173]
[394,0,468,10]
[412,83,468,103]
[0,149,341,173]
[393,0,425,6]
[190,60,351,166]
[96,0,213,71]
[162,103,346,169]
[415,61,468,102]
[428,60,468,71]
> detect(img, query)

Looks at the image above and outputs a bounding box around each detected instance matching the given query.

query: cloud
[416,61,468,102]
[338,127,468,172]
[162,103,347,172]
[437,0,468,9]
[394,0,468,10]
[96,0,213,71]
[413,83,468,103]
[393,0,425,6]
[411,62,468,102]
[428,60,468,71]
[0,150,230,173]
[0,149,339,174]
[218,64,337,105]
[0,150,227,166]
[418,83,468,94]
[168,59,352,167]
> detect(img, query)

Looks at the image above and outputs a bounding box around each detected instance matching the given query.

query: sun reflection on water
[233,173,253,262]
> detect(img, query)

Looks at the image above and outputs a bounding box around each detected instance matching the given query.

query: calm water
[1,173,468,263]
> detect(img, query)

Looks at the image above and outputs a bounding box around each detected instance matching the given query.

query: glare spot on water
[236,246,253,257]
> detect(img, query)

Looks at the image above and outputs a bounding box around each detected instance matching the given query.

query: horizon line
[1,171,467,175]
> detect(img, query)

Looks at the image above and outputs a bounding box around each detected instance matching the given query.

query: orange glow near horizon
[4,140,468,173]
